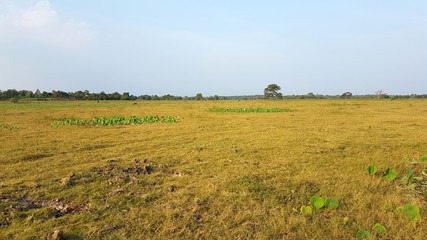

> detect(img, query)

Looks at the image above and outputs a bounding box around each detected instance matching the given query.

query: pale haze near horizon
[1,0,426,96]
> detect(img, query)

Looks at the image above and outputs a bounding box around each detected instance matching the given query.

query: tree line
[0,89,229,101]
[1,88,425,102]
[263,84,426,100]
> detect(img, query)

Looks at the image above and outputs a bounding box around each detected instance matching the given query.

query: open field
[0,99,426,239]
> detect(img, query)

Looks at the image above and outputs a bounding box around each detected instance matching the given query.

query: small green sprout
[368,165,377,175]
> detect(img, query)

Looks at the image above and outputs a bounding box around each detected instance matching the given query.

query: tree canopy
[264,84,283,99]
[195,93,203,100]
[340,92,352,99]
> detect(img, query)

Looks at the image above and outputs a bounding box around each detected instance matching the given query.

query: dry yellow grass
[0,99,426,239]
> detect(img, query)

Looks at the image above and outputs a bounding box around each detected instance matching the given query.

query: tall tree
[340,92,352,99]
[195,93,203,100]
[264,84,283,99]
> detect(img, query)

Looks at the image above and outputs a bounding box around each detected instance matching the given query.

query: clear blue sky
[1,0,426,96]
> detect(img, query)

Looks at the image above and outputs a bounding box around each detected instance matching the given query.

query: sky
[1,0,426,96]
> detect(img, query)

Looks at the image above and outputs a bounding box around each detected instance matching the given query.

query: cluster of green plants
[300,195,340,215]
[0,121,18,130]
[207,108,296,113]
[50,115,181,128]
[357,223,387,239]
[357,156,426,238]
[299,156,425,239]
[356,202,421,239]
[369,156,426,195]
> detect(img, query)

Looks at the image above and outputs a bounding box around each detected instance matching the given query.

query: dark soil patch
[0,194,89,226]
[19,198,89,215]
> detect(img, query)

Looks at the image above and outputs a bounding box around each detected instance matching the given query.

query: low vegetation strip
[0,121,18,130]
[207,108,296,113]
[50,115,180,128]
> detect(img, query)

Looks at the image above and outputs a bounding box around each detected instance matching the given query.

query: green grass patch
[0,121,19,130]
[206,108,296,113]
[51,116,180,128]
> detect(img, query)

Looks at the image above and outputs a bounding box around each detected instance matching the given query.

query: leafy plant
[397,204,421,222]
[310,196,324,210]
[400,177,409,184]
[402,157,409,162]
[368,165,377,175]
[324,198,339,209]
[300,205,312,215]
[407,167,414,177]
[382,168,397,181]
[373,223,386,234]
[421,156,427,162]
[357,229,371,239]
[406,167,415,182]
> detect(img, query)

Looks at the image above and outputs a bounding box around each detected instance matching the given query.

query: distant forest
[0,89,198,101]
[0,89,426,102]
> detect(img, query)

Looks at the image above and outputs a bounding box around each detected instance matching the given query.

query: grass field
[0,99,426,239]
